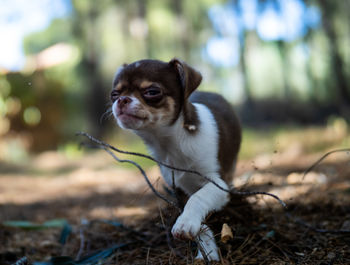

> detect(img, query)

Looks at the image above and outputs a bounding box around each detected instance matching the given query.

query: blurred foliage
[240,117,349,160]
[23,19,74,55]
[0,0,349,161]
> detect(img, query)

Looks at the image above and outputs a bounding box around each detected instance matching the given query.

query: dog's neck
[133,105,196,162]
[135,111,185,148]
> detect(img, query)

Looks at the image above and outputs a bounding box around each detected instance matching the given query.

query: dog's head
[111,59,202,130]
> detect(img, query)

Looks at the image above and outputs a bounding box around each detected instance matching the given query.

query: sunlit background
[0,0,349,163]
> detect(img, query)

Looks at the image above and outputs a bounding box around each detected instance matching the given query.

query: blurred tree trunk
[233,0,254,106]
[319,1,350,111]
[304,31,322,105]
[240,32,253,105]
[73,2,107,138]
[136,0,150,57]
[305,44,319,104]
[277,40,291,99]
[171,0,191,60]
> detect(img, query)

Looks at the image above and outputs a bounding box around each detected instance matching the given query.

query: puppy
[111,59,241,261]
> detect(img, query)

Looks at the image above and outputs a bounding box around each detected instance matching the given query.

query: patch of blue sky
[257,0,320,41]
[238,0,258,31]
[208,5,239,37]
[205,0,321,67]
[0,0,71,70]
[205,36,240,67]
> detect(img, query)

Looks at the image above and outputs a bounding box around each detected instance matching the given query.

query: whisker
[100,107,113,124]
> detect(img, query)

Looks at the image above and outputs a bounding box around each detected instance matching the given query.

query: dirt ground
[0,148,350,264]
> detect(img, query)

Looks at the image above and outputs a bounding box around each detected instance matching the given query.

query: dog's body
[111,59,241,261]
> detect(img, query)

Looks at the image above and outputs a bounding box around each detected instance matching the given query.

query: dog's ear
[169,58,202,99]
[169,58,201,133]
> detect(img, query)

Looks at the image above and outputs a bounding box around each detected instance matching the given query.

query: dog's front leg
[196,224,220,261]
[171,176,229,240]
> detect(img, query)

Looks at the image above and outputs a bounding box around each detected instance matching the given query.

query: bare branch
[88,143,181,211]
[229,189,287,208]
[302,148,350,180]
[77,132,287,208]
[195,236,210,264]
[76,226,85,260]
[77,132,350,235]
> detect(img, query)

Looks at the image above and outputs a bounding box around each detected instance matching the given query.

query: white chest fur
[135,103,230,261]
[135,103,220,194]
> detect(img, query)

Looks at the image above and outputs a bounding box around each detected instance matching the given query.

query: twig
[196,236,210,265]
[146,247,151,265]
[89,143,181,211]
[295,148,350,234]
[77,132,287,208]
[302,148,350,179]
[77,132,350,236]
[76,226,85,260]
[229,189,287,208]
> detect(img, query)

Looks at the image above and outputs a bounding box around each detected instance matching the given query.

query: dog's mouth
[117,111,146,121]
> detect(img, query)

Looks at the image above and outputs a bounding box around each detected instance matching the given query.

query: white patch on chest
[136,103,220,195]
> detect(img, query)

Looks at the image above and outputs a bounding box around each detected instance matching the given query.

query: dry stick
[196,238,210,265]
[302,148,350,179]
[78,132,280,263]
[77,132,286,208]
[76,227,85,260]
[295,148,350,234]
[92,144,181,211]
[82,142,210,262]
[89,144,210,262]
[78,132,350,234]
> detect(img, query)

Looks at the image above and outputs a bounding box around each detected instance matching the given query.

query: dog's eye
[111,90,121,102]
[143,87,162,100]
[145,89,160,96]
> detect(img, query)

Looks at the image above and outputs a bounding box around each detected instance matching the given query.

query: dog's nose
[118,96,132,108]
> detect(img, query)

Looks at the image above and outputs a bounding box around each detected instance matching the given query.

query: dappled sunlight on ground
[1,139,349,221]
[0,150,166,225]
[1,127,350,264]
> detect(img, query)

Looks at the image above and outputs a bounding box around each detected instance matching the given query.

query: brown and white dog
[111,59,241,261]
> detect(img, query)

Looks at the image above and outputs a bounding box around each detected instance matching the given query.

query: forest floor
[1,127,350,264]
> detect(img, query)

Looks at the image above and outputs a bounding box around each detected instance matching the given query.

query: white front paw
[171,213,201,240]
